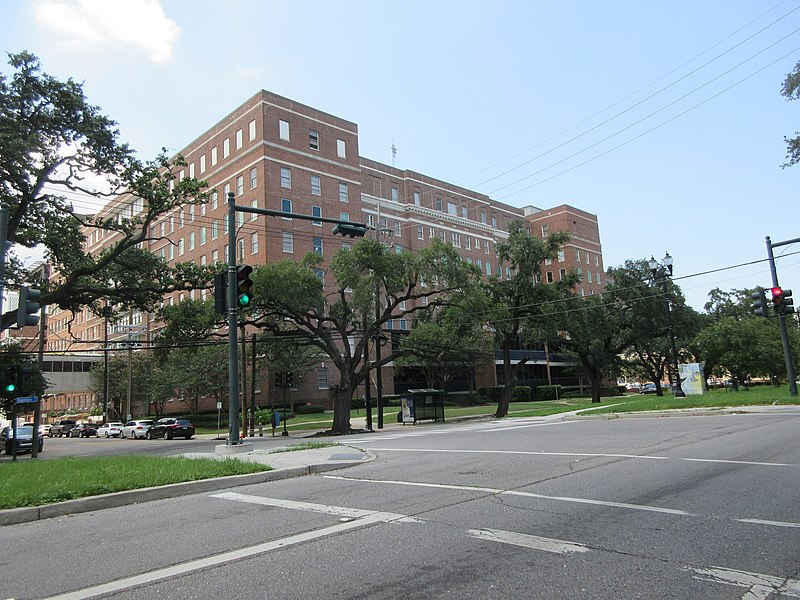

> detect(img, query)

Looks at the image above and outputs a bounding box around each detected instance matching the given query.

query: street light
[648,252,685,398]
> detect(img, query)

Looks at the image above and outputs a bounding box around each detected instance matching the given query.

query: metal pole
[363,313,372,431]
[0,203,8,325]
[251,334,257,436]
[663,278,685,397]
[103,309,109,421]
[227,191,241,444]
[766,236,798,396]
[240,324,247,438]
[375,293,384,429]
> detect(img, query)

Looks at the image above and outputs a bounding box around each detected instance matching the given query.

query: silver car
[121,419,154,439]
[96,422,125,438]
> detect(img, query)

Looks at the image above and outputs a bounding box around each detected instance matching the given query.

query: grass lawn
[0,455,270,510]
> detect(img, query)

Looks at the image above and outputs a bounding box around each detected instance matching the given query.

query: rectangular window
[486,262,492,276]
[447,202,457,216]
[391,186,399,202]
[279,120,290,141]
[586,252,590,264]
[281,198,292,216]
[211,146,218,166]
[251,233,258,255]
[339,182,348,202]
[435,196,442,211]
[576,249,581,261]
[249,119,256,141]
[480,210,486,224]
[212,249,219,262]
[312,205,322,225]
[461,206,468,219]
[558,250,565,262]
[542,224,549,236]
[250,199,258,220]
[211,191,218,210]
[224,182,231,199]
[595,255,600,267]
[546,271,554,283]
[223,138,230,158]
[587,271,593,283]
[200,226,206,246]
[250,167,257,189]
[313,237,323,256]
[236,129,243,150]
[492,215,497,229]
[318,367,328,390]
[484,240,490,254]
[597,272,602,285]
[336,139,346,158]
[211,220,218,240]
[311,175,321,196]
[559,268,566,280]
[309,129,319,150]
[339,211,349,222]
[236,175,244,196]
[282,231,293,253]
[465,237,471,250]
[280,167,291,189]
[237,238,244,261]
[188,232,195,251]
[414,191,421,206]
[199,155,206,173]
[237,210,244,227]
[545,258,552,266]
[178,238,185,256]
[189,163,195,178]
[451,232,461,247]
[417,224,424,239]
[394,221,401,236]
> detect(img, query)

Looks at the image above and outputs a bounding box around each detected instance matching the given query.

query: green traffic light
[239,294,250,306]
[4,383,15,393]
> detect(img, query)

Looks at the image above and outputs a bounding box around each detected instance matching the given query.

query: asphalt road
[3,410,800,599]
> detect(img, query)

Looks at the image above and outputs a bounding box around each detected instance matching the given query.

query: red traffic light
[771,286,783,298]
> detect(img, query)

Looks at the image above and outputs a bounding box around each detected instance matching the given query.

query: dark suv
[146,418,195,440]
[49,419,78,437]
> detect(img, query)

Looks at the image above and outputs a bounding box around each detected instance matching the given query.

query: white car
[96,422,125,438]
[121,419,154,439]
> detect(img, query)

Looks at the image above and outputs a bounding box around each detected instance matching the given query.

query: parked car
[639,383,658,394]
[121,419,154,439]
[146,418,195,440]
[69,423,98,438]
[49,419,78,437]
[22,421,47,437]
[1,426,44,454]
[96,422,124,438]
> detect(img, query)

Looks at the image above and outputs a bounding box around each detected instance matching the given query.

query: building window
[281,198,292,216]
[339,182,349,202]
[545,258,552,266]
[318,367,328,390]
[447,201,457,216]
[451,232,461,247]
[223,138,230,158]
[484,240,490,254]
[465,237,471,250]
[279,120,290,141]
[394,221,401,236]
[311,175,321,196]
[212,249,219,262]
[236,129,243,150]
[587,271,593,283]
[188,232,195,251]
[237,210,244,227]
[211,220,218,240]
[251,233,258,255]
[280,167,291,189]
[391,186,399,202]
[309,129,319,150]
[249,119,256,141]
[480,210,486,224]
[311,205,322,225]
[558,250,565,262]
[339,211,349,222]
[189,163,195,178]
[546,271,553,283]
[559,268,566,280]
[250,199,258,220]
[211,191,218,211]
[576,249,581,261]
[492,215,497,229]
[542,224,549,237]
[336,139,346,158]
[250,167,257,189]
[586,252,591,264]
[461,206,468,219]
[435,196,442,211]
[577,268,583,281]
[178,238,184,256]
[199,155,206,173]
[597,272,602,285]
[414,191,421,206]
[417,224,424,239]
[200,226,207,246]
[315,268,324,283]
[211,146,218,166]
[237,238,244,261]
[313,237,323,256]
[236,175,244,196]
[282,231,293,253]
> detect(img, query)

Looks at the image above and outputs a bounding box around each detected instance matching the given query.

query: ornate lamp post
[648,252,685,398]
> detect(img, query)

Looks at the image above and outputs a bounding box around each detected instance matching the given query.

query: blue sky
[3,0,800,310]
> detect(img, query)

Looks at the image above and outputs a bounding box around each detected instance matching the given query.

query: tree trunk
[590,375,603,403]
[495,343,527,418]
[331,385,353,434]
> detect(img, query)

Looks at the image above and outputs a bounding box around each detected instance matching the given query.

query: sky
[2,0,800,311]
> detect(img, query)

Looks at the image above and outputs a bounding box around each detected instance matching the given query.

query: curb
[0,455,372,527]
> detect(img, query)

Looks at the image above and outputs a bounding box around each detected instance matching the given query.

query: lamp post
[648,252,685,398]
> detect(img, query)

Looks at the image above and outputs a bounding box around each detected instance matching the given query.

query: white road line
[736,518,800,529]
[325,475,693,516]
[43,495,420,600]
[364,447,797,468]
[211,491,421,523]
[467,528,590,554]
[689,566,800,599]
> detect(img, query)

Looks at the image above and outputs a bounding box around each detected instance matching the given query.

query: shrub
[536,385,563,400]
[295,404,325,414]
[478,386,504,402]
[513,386,531,402]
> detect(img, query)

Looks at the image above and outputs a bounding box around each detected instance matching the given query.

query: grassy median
[0,455,270,510]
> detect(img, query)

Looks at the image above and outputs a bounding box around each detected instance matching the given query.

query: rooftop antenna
[391,140,397,168]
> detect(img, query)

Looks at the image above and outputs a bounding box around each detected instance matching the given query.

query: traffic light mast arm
[232,203,370,232]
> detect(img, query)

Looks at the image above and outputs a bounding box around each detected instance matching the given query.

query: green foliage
[479,386,504,402]
[781,60,800,168]
[536,385,563,400]
[294,404,325,414]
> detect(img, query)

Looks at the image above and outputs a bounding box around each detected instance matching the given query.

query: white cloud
[33,0,181,64]
[228,63,266,80]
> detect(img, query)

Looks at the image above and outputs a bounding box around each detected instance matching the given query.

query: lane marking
[210,491,421,523]
[736,518,800,529]
[325,475,692,516]
[364,447,797,468]
[467,528,590,554]
[689,566,800,599]
[43,496,419,600]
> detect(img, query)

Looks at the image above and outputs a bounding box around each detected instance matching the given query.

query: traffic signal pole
[766,236,798,396]
[227,192,241,444]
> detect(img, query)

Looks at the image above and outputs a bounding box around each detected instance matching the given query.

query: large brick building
[41,90,604,418]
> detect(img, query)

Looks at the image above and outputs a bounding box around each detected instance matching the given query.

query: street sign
[15,396,38,404]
